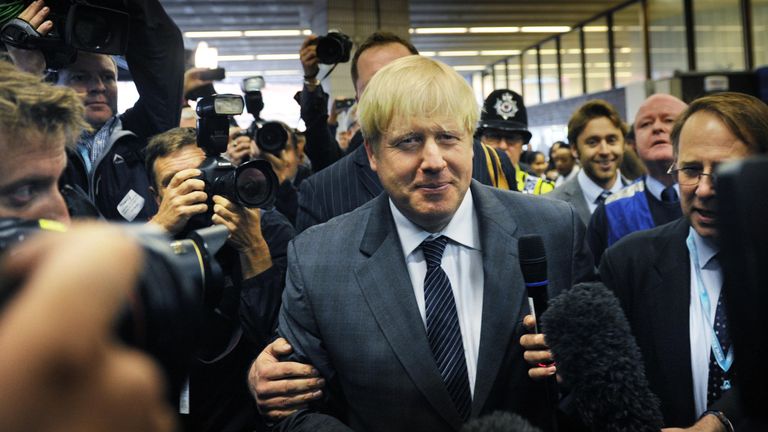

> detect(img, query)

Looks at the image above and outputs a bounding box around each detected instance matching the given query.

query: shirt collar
[645,175,679,201]
[390,188,481,258]
[690,227,719,269]
[577,168,624,203]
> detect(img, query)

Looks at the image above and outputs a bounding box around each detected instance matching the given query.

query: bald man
[587,94,688,264]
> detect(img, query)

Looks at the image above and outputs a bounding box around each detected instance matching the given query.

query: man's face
[355,43,414,98]
[553,147,576,176]
[481,129,525,165]
[634,94,687,165]
[0,132,70,224]
[574,117,625,188]
[365,116,474,232]
[152,145,205,198]
[58,53,118,129]
[676,111,750,238]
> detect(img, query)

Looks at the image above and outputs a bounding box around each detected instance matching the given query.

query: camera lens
[73,12,112,50]
[316,32,352,64]
[256,122,288,155]
[235,160,278,208]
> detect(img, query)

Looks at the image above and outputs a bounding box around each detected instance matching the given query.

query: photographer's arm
[5,0,51,75]
[119,0,184,138]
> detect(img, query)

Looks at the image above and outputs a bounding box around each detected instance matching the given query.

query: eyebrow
[0,176,53,194]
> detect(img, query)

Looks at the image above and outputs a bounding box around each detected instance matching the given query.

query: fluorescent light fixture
[195,42,218,69]
[302,29,312,35]
[218,55,256,61]
[414,27,468,34]
[619,47,633,54]
[420,51,437,57]
[255,54,300,60]
[185,31,243,38]
[480,50,521,56]
[469,26,519,33]
[584,48,608,54]
[243,29,304,37]
[438,50,479,57]
[583,26,609,32]
[453,65,486,71]
[520,26,570,33]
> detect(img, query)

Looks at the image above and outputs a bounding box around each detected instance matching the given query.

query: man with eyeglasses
[598,92,768,431]
[477,90,554,194]
[586,94,687,264]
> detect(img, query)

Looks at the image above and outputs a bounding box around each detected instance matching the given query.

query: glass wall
[756,0,768,67]
[648,0,688,79]
[560,29,583,99]
[494,63,507,89]
[507,57,523,95]
[694,0,745,70]
[540,39,560,102]
[613,2,646,86]
[523,48,540,106]
[584,16,611,92]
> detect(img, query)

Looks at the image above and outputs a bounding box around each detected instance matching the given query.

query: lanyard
[686,230,734,373]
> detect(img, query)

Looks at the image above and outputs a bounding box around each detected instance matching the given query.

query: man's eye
[437,133,460,143]
[680,167,702,176]
[395,135,421,148]
[8,185,35,207]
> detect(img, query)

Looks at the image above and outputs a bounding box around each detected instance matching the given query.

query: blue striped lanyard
[686,230,734,373]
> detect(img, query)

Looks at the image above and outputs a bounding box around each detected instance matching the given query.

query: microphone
[519,235,548,333]
[541,282,664,432]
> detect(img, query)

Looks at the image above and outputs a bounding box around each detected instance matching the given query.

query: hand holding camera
[149,168,208,235]
[210,195,272,279]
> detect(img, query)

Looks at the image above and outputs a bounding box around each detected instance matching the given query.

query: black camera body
[316,31,352,64]
[192,95,278,230]
[0,0,130,68]
[0,218,230,399]
[254,121,289,156]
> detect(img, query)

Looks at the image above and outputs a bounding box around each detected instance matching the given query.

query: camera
[0,0,130,68]
[194,94,279,229]
[241,76,265,119]
[0,218,230,397]
[255,121,289,156]
[315,31,352,64]
[334,98,355,111]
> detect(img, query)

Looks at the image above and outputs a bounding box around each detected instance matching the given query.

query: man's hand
[226,130,257,166]
[661,413,727,431]
[299,35,320,79]
[520,314,557,380]
[183,67,215,99]
[261,150,297,186]
[148,168,207,235]
[211,195,272,278]
[0,223,175,432]
[248,338,325,422]
[5,0,52,74]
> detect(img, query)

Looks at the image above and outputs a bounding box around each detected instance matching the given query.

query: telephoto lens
[256,121,288,156]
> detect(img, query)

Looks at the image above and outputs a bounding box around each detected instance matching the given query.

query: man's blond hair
[0,61,87,149]
[358,55,479,148]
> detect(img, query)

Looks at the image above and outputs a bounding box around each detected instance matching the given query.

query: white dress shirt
[389,189,484,396]
[576,168,625,214]
[688,228,722,417]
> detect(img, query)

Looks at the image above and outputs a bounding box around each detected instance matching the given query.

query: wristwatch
[701,410,734,432]
[303,76,320,87]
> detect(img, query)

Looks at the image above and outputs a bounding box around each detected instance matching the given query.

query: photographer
[0,62,174,432]
[5,0,184,222]
[145,127,295,432]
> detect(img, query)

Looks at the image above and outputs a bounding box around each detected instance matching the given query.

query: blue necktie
[421,236,472,420]
[707,291,734,405]
[661,186,679,203]
[595,190,612,205]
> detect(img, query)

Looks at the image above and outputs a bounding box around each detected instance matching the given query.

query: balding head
[633,94,687,182]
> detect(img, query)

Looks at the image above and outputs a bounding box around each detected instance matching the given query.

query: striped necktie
[421,235,472,420]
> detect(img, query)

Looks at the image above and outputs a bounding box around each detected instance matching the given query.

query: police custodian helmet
[477,89,532,144]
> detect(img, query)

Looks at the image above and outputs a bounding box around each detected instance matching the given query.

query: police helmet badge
[494,92,519,120]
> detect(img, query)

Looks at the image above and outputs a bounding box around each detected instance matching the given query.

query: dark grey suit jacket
[600,218,740,428]
[278,181,594,431]
[547,176,591,226]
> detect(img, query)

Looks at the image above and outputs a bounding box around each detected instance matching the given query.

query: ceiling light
[438,50,479,57]
[468,27,519,33]
[480,50,521,56]
[185,31,243,38]
[420,51,437,57]
[243,29,305,37]
[256,54,300,60]
[520,26,570,33]
[218,55,256,61]
[583,26,609,32]
[413,27,468,34]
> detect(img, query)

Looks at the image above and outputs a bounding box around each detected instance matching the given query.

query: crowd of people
[1,1,768,431]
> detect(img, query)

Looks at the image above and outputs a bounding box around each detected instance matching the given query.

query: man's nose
[421,138,447,172]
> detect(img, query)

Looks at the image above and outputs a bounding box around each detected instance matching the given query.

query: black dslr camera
[0,0,130,68]
[194,94,279,229]
[315,31,352,64]
[0,218,229,399]
[254,121,290,156]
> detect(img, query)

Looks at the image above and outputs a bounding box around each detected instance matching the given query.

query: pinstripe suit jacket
[277,181,595,431]
[295,143,513,232]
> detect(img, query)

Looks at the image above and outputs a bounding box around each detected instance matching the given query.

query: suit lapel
[354,194,464,429]
[469,183,523,416]
[352,145,383,199]
[650,219,695,411]
[568,180,592,226]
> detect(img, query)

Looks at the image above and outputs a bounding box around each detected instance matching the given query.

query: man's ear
[364,139,377,172]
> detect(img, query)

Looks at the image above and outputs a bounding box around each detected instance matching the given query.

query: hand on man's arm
[248,338,325,422]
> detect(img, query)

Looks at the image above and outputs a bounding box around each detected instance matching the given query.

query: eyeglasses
[666,164,718,186]
[482,131,524,145]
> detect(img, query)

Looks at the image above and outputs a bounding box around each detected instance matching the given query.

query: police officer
[477,90,554,194]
